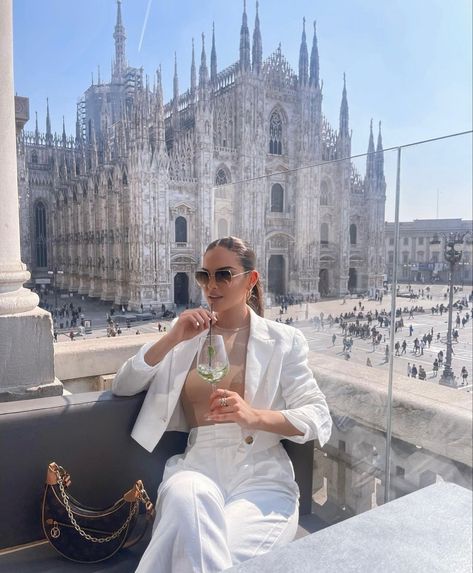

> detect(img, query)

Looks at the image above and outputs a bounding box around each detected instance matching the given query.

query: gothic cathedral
[17,1,386,310]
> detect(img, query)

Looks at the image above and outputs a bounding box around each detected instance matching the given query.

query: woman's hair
[205,236,264,317]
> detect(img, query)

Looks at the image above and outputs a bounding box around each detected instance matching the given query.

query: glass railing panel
[385,133,473,504]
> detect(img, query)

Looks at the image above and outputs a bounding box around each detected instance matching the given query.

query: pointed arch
[270,183,284,212]
[268,106,287,155]
[175,216,188,243]
[320,179,332,206]
[320,222,329,246]
[350,223,357,245]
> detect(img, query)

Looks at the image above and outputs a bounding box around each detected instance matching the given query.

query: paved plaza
[40,284,472,389]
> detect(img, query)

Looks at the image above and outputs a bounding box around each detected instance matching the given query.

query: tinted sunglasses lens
[215,270,233,284]
[195,271,209,287]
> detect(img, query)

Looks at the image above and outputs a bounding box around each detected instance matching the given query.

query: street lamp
[430,232,471,387]
[47,266,64,310]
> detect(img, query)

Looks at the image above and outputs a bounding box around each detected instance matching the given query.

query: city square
[38,282,472,390]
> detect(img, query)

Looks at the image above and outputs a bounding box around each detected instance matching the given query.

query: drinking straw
[208,303,213,367]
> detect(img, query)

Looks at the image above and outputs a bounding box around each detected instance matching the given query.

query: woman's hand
[169,308,218,344]
[206,388,260,429]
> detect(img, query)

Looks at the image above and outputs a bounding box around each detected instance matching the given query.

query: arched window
[218,219,229,238]
[271,183,284,212]
[269,110,283,155]
[350,224,357,245]
[320,180,330,206]
[175,216,187,243]
[107,178,113,191]
[320,223,329,246]
[31,150,38,164]
[34,201,48,268]
[122,171,128,186]
[215,169,228,186]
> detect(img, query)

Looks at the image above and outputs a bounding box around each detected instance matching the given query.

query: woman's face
[200,246,258,313]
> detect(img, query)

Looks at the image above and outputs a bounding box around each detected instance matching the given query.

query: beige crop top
[180,323,250,428]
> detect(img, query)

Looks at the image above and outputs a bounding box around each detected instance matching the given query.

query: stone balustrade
[53,335,473,524]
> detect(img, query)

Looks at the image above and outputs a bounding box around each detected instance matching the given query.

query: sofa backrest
[0,391,313,550]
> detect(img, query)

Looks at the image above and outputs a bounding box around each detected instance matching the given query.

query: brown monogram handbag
[42,462,155,563]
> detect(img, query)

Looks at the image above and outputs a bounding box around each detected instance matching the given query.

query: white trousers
[135,423,300,573]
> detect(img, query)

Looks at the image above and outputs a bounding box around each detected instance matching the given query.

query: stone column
[0,0,62,400]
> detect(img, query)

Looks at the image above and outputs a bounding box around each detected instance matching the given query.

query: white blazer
[112,306,332,453]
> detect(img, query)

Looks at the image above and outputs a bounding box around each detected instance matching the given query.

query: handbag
[42,462,155,563]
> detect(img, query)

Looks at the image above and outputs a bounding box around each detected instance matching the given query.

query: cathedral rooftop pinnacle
[173,52,179,101]
[298,17,308,87]
[46,97,52,144]
[211,22,218,84]
[199,33,209,87]
[366,118,376,181]
[113,0,127,80]
[191,38,197,95]
[309,20,319,88]
[252,1,262,75]
[339,72,349,137]
[239,0,251,72]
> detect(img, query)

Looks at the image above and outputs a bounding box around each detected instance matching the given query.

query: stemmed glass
[196,334,229,391]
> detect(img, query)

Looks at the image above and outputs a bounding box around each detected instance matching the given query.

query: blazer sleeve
[112,317,179,396]
[111,341,164,396]
[279,329,333,447]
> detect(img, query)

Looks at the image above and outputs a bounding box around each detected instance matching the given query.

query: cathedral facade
[17,1,386,310]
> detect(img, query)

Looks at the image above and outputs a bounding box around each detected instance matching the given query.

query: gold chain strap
[56,473,138,544]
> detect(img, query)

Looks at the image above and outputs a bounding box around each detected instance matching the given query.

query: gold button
[245,436,254,445]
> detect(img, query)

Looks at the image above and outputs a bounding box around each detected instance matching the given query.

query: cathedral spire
[366,119,376,181]
[62,116,67,146]
[376,121,385,181]
[309,20,319,88]
[35,111,39,144]
[173,52,179,101]
[199,33,209,87]
[190,38,197,95]
[339,73,349,137]
[239,0,251,73]
[113,0,127,80]
[46,98,52,144]
[298,18,308,87]
[75,106,81,144]
[211,22,217,84]
[252,1,262,74]
[155,66,166,148]
[156,65,164,106]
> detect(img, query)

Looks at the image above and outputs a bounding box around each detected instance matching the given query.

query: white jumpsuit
[135,423,299,573]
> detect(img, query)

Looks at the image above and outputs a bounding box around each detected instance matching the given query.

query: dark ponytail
[205,236,265,317]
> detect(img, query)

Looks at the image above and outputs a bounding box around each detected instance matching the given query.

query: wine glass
[196,334,229,391]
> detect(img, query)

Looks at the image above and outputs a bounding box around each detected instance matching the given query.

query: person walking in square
[461,366,468,385]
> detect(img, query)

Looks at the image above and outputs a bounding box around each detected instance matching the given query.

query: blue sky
[13,0,472,222]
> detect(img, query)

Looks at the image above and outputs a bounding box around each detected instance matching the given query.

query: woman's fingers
[191,308,217,329]
[209,389,238,412]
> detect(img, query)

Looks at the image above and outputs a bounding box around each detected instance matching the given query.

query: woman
[112,237,332,572]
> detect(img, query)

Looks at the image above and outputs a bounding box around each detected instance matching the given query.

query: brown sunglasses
[194,269,251,288]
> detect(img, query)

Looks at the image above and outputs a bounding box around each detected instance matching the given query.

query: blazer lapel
[244,306,276,405]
